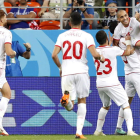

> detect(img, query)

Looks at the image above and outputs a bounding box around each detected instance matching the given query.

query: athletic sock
[0,97,9,127]
[96,107,108,132]
[117,107,124,128]
[76,103,86,135]
[65,99,73,111]
[124,108,133,131]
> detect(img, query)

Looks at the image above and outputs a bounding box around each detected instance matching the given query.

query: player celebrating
[112,10,140,135]
[52,12,104,139]
[113,10,140,48]
[0,10,16,136]
[93,30,138,136]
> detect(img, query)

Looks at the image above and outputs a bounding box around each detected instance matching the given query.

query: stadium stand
[4,2,12,13]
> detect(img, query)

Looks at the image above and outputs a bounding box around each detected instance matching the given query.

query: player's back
[94,45,124,88]
[56,29,95,76]
[0,26,11,69]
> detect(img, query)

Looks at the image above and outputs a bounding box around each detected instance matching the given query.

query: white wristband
[125,40,131,46]
[58,66,62,71]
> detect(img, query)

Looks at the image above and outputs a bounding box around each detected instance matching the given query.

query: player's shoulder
[116,22,122,29]
[0,27,11,35]
[130,17,137,23]
[80,30,93,37]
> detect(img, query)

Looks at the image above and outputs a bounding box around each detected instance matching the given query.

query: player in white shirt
[113,10,140,47]
[0,10,16,136]
[93,30,138,136]
[113,10,140,135]
[52,12,104,139]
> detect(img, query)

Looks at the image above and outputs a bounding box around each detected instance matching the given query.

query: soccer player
[6,41,31,76]
[93,30,138,136]
[113,10,140,135]
[0,10,16,135]
[52,12,104,139]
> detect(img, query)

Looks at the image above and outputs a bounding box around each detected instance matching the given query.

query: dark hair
[0,10,6,20]
[109,21,118,34]
[70,12,82,26]
[96,30,107,45]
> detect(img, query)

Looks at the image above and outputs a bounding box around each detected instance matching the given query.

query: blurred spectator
[63,0,94,29]
[135,2,140,22]
[94,0,105,18]
[38,0,69,22]
[102,0,117,29]
[6,41,31,76]
[135,2,140,13]
[7,0,36,29]
[0,0,7,14]
[116,0,138,17]
[5,0,17,6]
[36,0,43,6]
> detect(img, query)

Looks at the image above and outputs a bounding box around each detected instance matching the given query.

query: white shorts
[61,73,90,100]
[98,85,128,107]
[125,73,140,97]
[0,68,7,89]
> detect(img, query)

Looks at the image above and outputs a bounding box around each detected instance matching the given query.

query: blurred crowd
[0,0,140,30]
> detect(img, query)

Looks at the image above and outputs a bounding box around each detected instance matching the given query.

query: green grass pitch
[0,135,139,140]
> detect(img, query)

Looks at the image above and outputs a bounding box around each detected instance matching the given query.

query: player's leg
[94,88,110,136]
[115,75,135,135]
[75,97,87,139]
[60,75,75,111]
[75,73,90,139]
[108,85,137,135]
[0,82,11,136]
[121,102,138,136]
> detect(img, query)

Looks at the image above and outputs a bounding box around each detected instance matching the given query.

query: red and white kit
[94,46,128,107]
[55,28,95,100]
[0,26,12,88]
[113,17,140,46]
[119,38,140,97]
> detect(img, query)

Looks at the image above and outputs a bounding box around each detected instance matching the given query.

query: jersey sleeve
[113,25,121,40]
[55,34,62,48]
[4,31,12,44]
[132,17,140,28]
[87,34,95,49]
[113,46,124,56]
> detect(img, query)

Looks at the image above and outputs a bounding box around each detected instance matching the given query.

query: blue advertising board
[11,30,125,77]
[3,77,140,135]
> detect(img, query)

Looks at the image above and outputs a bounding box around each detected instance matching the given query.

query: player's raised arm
[88,45,105,63]
[122,36,131,56]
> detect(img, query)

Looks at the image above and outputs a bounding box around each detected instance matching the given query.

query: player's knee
[121,101,130,109]
[103,106,110,110]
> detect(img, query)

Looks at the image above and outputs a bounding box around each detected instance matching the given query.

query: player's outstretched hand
[100,55,105,63]
[23,43,31,49]
[108,31,113,46]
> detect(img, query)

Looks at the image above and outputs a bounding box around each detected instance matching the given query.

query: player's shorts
[61,73,90,100]
[0,68,7,89]
[125,73,140,97]
[98,84,128,107]
[132,38,140,46]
